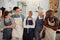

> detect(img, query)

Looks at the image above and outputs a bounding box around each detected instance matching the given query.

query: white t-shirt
[24,17,35,28]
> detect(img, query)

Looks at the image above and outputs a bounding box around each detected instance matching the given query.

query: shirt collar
[38,16,43,19]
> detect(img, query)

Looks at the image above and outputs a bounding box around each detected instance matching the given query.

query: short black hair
[13,7,19,10]
[4,11,10,18]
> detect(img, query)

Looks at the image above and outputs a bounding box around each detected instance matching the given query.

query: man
[11,7,25,40]
[35,9,45,40]
[23,11,35,40]
[44,10,59,40]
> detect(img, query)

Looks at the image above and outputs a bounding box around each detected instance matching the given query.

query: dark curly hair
[46,10,54,17]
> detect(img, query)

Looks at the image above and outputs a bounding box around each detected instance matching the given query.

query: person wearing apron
[3,11,14,40]
[44,10,59,40]
[35,9,45,40]
[11,7,25,40]
[23,11,35,40]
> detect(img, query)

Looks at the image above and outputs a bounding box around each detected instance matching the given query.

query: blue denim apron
[35,17,44,40]
[3,18,12,40]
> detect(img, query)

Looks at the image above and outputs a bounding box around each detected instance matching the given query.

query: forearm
[46,25,58,31]
[40,27,45,33]
[6,24,14,28]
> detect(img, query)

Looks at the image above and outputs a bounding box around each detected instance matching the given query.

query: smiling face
[46,10,54,18]
[13,7,20,15]
[46,10,54,20]
[6,13,11,18]
[14,9,20,15]
[46,12,50,17]
[49,12,54,20]
[38,9,43,17]
[4,11,11,18]
[28,11,33,17]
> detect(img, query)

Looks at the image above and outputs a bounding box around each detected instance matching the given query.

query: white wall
[3,0,17,11]
[0,0,4,8]
[3,0,23,11]
[0,0,49,18]
[26,0,49,18]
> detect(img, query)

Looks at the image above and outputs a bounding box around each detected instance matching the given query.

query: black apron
[23,18,34,40]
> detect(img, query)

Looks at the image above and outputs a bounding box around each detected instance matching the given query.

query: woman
[3,11,14,40]
[23,11,35,40]
[44,10,59,40]
[35,9,45,40]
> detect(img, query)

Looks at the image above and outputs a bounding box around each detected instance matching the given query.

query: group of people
[1,6,59,40]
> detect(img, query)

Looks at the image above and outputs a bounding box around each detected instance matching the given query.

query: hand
[6,26,11,28]
[11,24,15,27]
[43,26,47,29]
[40,32,42,38]
[6,24,14,28]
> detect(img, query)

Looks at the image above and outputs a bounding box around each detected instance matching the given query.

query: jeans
[35,30,41,40]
